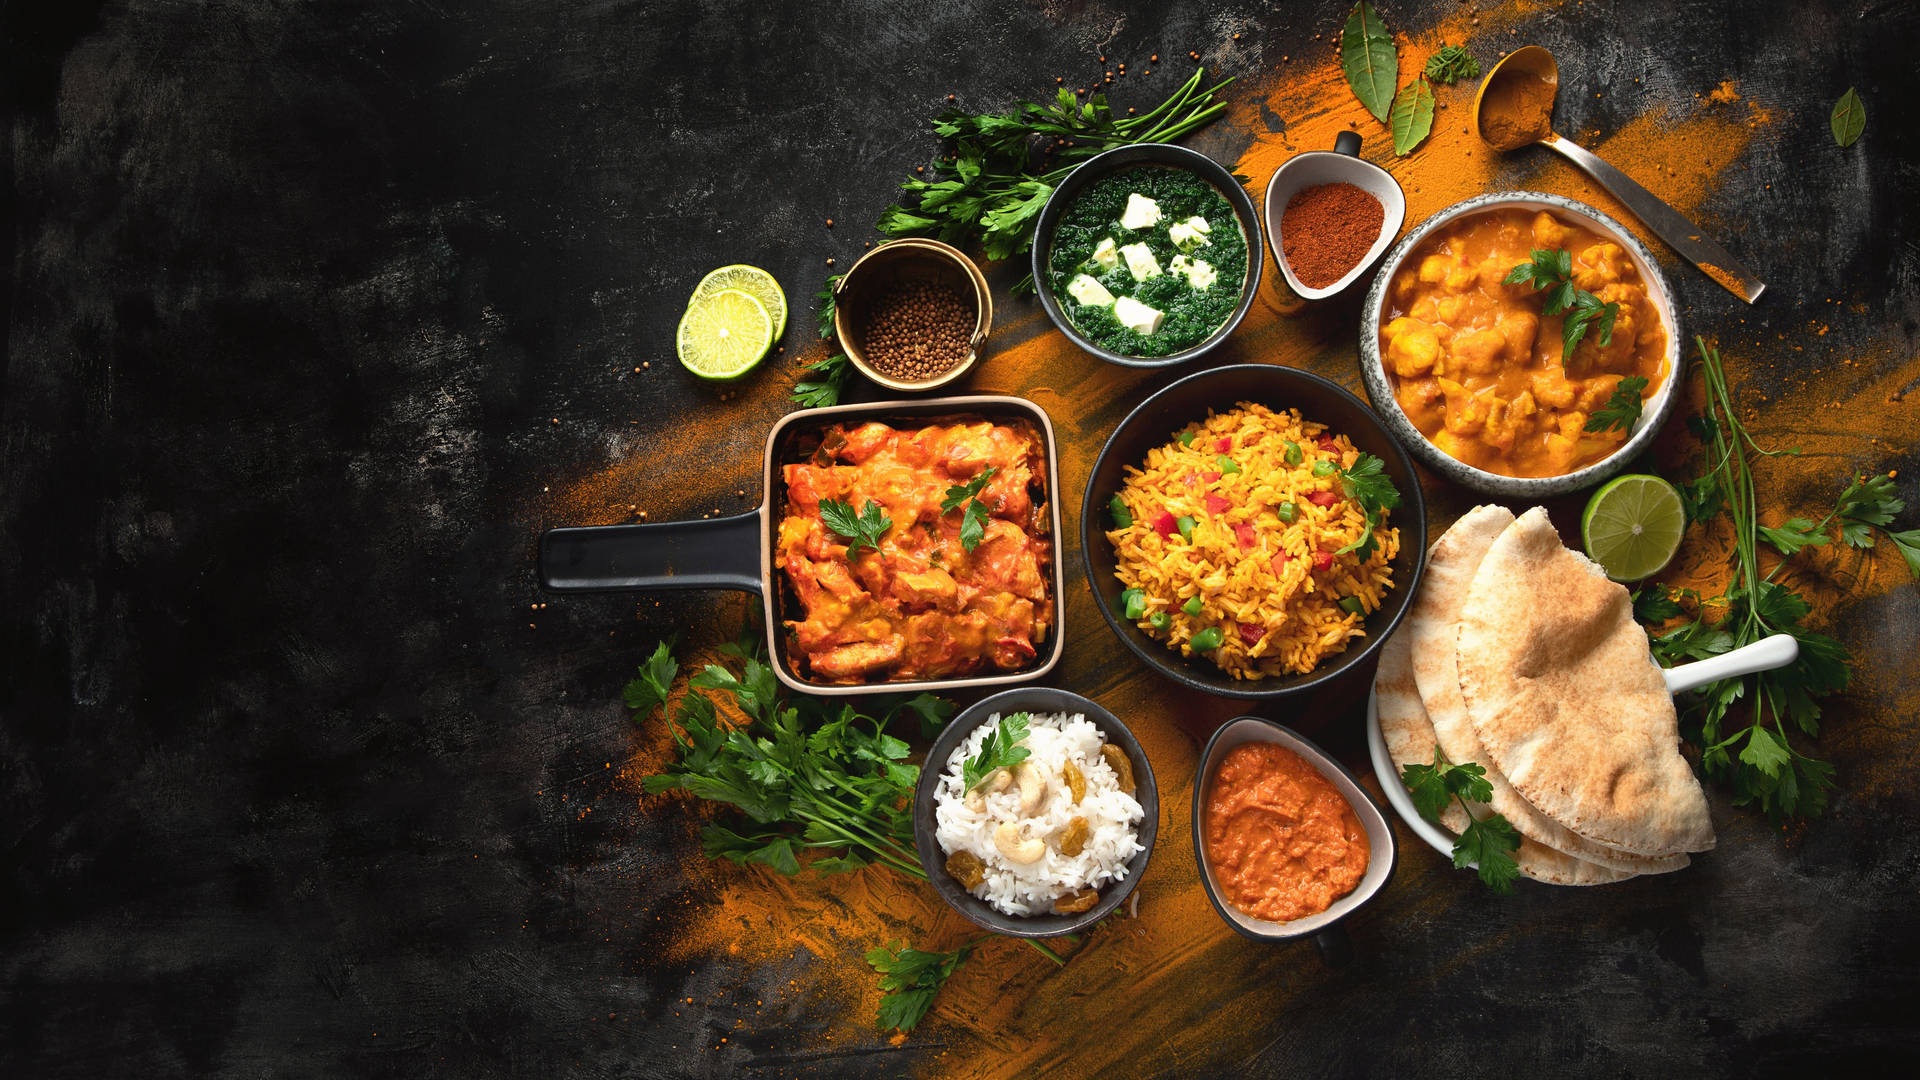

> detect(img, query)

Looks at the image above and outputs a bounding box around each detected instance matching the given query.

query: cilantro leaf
[1507,249,1620,360]
[1584,375,1649,433]
[623,639,679,717]
[940,467,999,553]
[1399,751,1454,823]
[1455,814,1521,894]
[1886,528,1920,577]
[1757,517,1829,557]
[1835,473,1904,548]
[867,941,971,1033]
[819,497,892,557]
[1632,584,1685,624]
[1423,44,1480,85]
[814,274,843,340]
[792,352,851,408]
[939,466,998,513]
[961,712,1032,792]
[1332,453,1400,561]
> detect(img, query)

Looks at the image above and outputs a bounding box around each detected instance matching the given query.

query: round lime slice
[1582,473,1686,582]
[676,288,773,380]
[689,264,788,339]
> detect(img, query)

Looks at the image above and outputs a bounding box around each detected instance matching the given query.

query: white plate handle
[1662,633,1799,696]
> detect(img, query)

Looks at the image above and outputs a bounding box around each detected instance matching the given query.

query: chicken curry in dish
[1380,207,1667,478]
[779,419,1053,684]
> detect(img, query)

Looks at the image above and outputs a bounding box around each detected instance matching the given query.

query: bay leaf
[1341,1,1397,124]
[1390,78,1436,155]
[1830,87,1865,148]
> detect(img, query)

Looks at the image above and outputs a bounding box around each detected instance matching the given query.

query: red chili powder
[1281,182,1384,289]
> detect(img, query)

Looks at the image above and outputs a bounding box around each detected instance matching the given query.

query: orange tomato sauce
[777,419,1053,683]
[1203,742,1369,923]
[1380,207,1668,478]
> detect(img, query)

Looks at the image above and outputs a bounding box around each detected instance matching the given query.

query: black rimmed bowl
[1193,717,1398,964]
[912,687,1158,938]
[1080,363,1428,700]
[1030,142,1263,368]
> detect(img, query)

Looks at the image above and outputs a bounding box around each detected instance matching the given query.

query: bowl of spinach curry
[1034,143,1261,367]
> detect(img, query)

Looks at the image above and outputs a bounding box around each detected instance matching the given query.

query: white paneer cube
[1169,254,1218,290]
[1089,236,1120,271]
[1119,242,1161,282]
[1119,193,1163,230]
[1113,296,1164,336]
[1168,215,1213,251]
[1065,273,1116,307]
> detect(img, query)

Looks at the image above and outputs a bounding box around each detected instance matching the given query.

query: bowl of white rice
[913,687,1158,937]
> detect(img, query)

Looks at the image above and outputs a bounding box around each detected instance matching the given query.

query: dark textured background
[5,1,1918,1077]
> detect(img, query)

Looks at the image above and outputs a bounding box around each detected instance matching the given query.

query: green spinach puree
[1046,166,1247,357]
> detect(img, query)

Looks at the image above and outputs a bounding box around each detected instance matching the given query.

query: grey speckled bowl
[1357,191,1683,498]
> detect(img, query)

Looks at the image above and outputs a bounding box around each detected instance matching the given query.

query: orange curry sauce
[1381,207,1668,477]
[1203,742,1369,923]
[778,419,1052,683]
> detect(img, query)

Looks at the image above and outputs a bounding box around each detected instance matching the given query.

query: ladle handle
[1540,133,1766,304]
[1662,633,1799,696]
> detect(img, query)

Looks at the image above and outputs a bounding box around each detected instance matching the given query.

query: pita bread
[1458,508,1716,856]
[1410,505,1688,875]
[1375,629,1634,885]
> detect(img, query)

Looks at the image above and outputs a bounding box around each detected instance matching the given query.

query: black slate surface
[6,1,1919,1077]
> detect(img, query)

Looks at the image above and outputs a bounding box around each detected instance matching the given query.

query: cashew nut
[1012,761,1049,816]
[993,822,1046,864]
[986,769,1013,793]
[963,789,986,812]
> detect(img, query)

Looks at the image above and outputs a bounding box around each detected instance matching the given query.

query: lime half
[1582,474,1686,582]
[689,265,788,339]
[676,288,773,380]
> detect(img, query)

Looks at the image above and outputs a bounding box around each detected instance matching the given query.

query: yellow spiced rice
[1106,402,1400,679]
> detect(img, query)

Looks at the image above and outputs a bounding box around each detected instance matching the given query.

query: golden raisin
[1052,887,1099,914]
[1062,758,1087,804]
[1100,744,1135,794]
[945,849,986,890]
[1056,816,1089,857]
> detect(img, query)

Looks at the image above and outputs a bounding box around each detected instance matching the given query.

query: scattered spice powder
[1281,182,1384,289]
[860,281,974,381]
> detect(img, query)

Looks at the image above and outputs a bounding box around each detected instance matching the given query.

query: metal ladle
[1473,46,1765,304]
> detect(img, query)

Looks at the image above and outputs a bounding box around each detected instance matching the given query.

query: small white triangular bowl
[1262,132,1406,301]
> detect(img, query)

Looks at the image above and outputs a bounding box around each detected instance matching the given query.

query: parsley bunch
[1332,453,1401,561]
[877,68,1234,277]
[1639,339,1916,820]
[1504,248,1621,360]
[630,635,1067,1032]
[940,466,999,552]
[1400,750,1521,892]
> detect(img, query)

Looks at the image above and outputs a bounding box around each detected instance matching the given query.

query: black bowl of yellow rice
[1081,364,1427,699]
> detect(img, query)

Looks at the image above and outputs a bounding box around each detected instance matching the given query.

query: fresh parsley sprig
[940,466,999,553]
[962,711,1031,792]
[1585,375,1650,433]
[1633,339,1920,821]
[877,68,1235,273]
[815,273,843,340]
[792,352,851,409]
[867,941,975,1033]
[633,637,1064,1036]
[1332,453,1401,561]
[819,497,892,557]
[1424,45,1480,85]
[1504,248,1621,360]
[1400,750,1521,893]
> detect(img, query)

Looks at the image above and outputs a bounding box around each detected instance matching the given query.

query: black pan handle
[539,510,763,594]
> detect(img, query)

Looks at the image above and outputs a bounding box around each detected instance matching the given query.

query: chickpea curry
[1380,208,1668,478]
[779,419,1053,684]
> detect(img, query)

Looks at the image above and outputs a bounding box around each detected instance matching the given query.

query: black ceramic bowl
[912,687,1158,938]
[1192,717,1398,963]
[1080,363,1429,700]
[1030,142,1263,368]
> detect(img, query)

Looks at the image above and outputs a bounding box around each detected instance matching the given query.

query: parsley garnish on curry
[1380,207,1668,478]
[778,419,1053,683]
[1046,166,1248,357]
